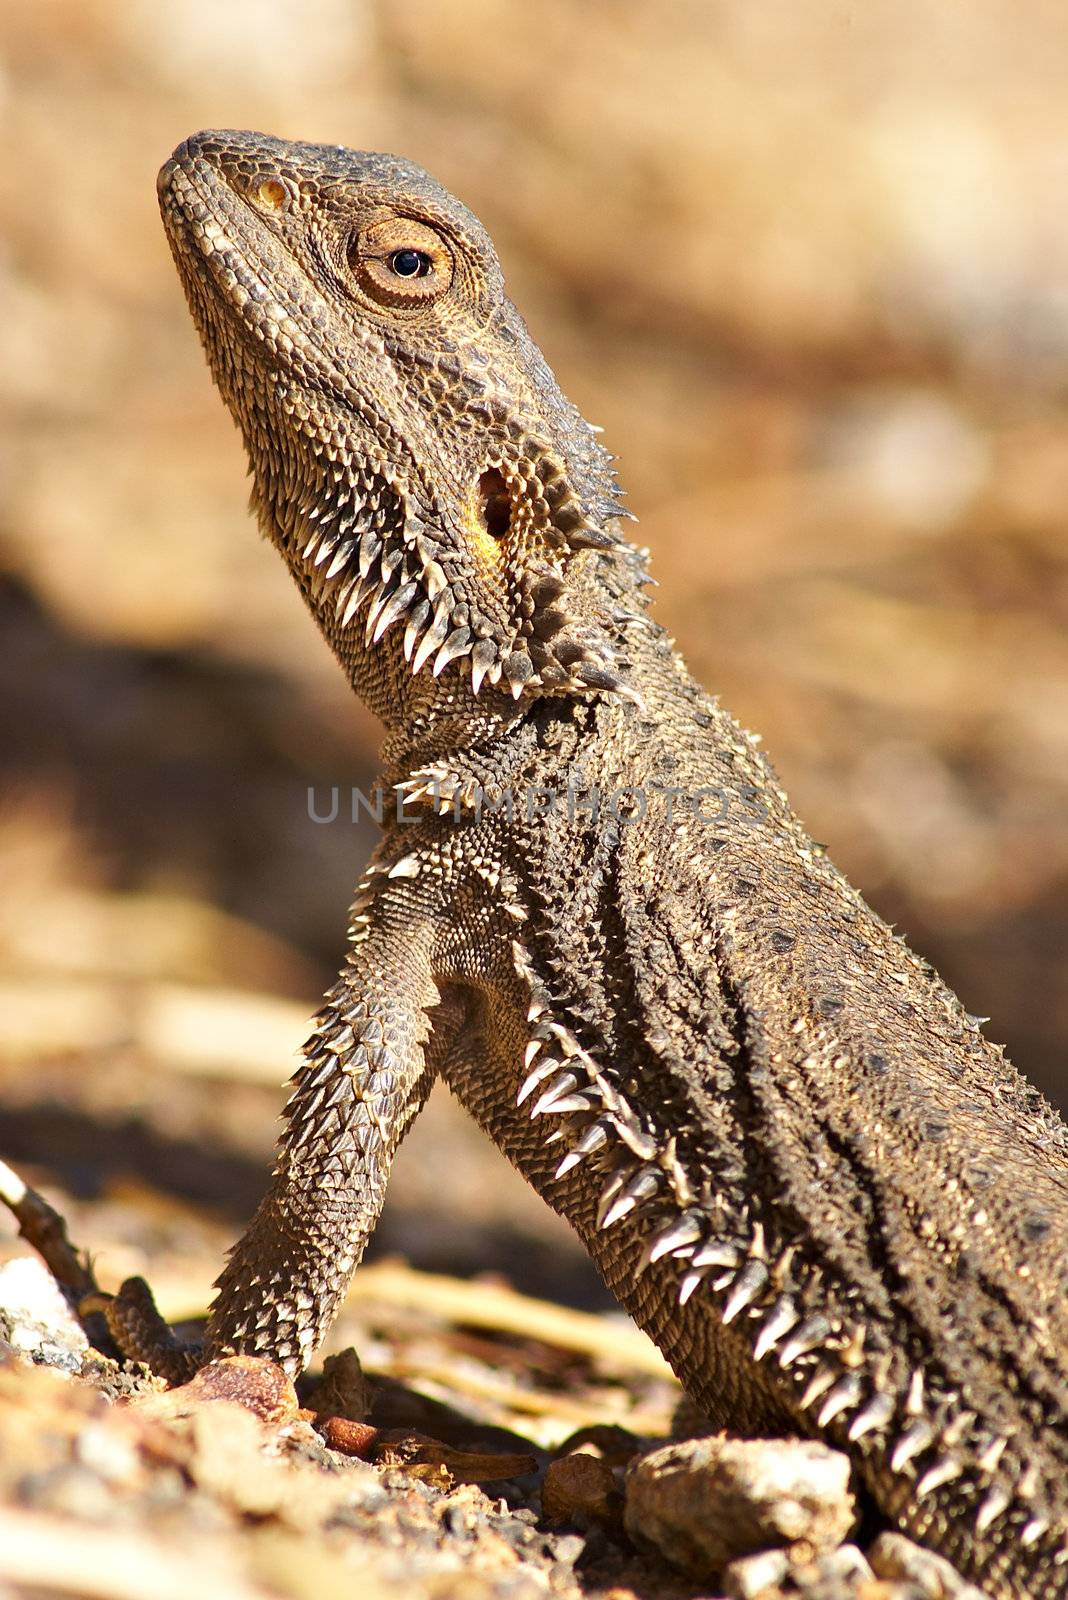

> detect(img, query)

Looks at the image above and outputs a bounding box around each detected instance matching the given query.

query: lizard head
[158,129,645,722]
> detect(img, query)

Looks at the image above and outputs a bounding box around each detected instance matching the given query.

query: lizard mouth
[157,139,362,390]
[157,136,410,517]
[158,147,302,354]
[158,149,249,296]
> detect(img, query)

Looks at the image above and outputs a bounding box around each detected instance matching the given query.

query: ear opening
[477,468,512,540]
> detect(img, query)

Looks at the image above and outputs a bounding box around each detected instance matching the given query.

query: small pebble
[624,1434,856,1578]
[869,1531,989,1599]
[722,1546,790,1598]
[542,1450,621,1532]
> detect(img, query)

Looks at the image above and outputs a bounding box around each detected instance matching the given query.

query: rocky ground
[1,1197,986,1600]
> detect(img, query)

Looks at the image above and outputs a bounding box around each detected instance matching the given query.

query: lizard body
[155,130,1068,1597]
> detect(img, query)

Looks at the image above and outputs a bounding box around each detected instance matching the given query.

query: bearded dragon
[130,128,1068,1597]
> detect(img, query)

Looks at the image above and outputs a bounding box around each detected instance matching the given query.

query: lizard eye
[389,249,432,279]
[349,217,453,306]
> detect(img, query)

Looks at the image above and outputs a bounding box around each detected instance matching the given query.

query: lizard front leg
[205,853,459,1375]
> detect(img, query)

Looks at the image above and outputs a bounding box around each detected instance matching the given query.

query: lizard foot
[81,1276,201,1386]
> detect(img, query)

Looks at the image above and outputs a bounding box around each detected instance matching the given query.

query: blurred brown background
[2,0,1067,1320]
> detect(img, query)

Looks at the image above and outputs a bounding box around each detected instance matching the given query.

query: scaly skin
[154,130,1068,1597]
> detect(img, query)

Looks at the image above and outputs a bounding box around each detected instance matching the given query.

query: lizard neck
[249,414,655,748]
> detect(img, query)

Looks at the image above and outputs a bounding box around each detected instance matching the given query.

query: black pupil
[391,249,429,279]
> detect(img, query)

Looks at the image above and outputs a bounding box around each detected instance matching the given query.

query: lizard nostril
[477,469,512,540]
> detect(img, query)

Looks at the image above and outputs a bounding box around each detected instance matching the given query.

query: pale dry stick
[378,1353,673,1446]
[0,1155,98,1303]
[0,1155,197,1374]
[354,1259,674,1379]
